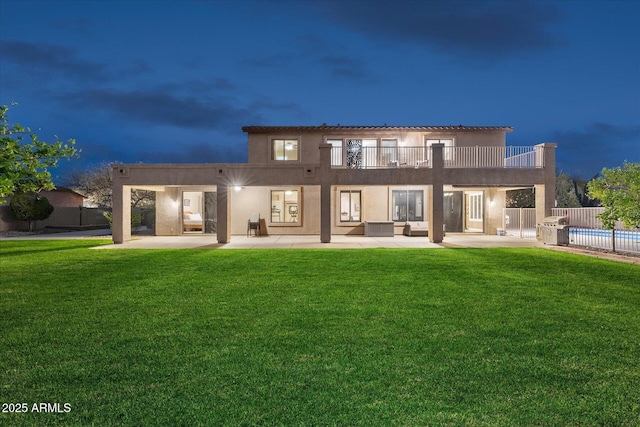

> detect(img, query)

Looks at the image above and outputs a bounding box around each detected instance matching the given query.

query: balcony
[330,146,543,169]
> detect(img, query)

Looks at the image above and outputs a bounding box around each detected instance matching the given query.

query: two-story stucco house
[111,125,556,244]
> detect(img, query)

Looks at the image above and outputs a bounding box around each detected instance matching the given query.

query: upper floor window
[380,139,398,165]
[426,138,454,161]
[345,139,395,168]
[327,139,343,166]
[272,139,298,161]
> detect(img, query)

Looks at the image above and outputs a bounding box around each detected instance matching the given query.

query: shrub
[103,211,142,230]
[10,193,54,231]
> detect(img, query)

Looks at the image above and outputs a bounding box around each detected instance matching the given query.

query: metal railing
[551,207,628,230]
[444,146,541,168]
[331,146,429,169]
[503,208,537,238]
[331,146,542,169]
[569,227,640,254]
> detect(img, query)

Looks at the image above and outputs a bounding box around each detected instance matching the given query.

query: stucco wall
[155,188,181,235]
[247,128,508,164]
[485,189,507,235]
[230,186,321,235]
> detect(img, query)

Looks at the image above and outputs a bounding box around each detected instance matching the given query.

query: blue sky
[1,0,638,181]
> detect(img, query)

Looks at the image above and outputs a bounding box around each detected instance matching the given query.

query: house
[0,187,89,232]
[40,187,87,207]
[111,125,556,244]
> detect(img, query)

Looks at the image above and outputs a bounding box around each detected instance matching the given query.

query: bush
[10,193,54,231]
[103,211,142,230]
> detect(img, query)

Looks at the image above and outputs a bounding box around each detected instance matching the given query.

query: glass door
[465,191,484,232]
[182,191,204,233]
[204,192,217,234]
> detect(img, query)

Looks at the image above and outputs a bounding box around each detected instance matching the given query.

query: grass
[0,240,639,426]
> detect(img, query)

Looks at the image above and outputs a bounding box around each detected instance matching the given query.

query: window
[426,138,454,161]
[327,139,343,166]
[345,139,397,168]
[272,139,298,161]
[271,189,299,223]
[468,192,483,221]
[392,190,424,222]
[380,139,398,165]
[340,190,361,222]
[361,139,377,168]
[346,139,362,169]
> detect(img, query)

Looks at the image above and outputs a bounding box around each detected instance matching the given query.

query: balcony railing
[443,146,542,168]
[331,146,542,169]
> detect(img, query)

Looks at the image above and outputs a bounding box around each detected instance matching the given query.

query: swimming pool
[569,228,640,241]
[569,227,640,253]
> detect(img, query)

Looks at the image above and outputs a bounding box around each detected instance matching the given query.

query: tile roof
[242,124,513,132]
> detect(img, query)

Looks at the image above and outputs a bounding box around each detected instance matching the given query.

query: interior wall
[182,191,202,215]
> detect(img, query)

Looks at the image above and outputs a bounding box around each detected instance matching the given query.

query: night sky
[1,0,638,181]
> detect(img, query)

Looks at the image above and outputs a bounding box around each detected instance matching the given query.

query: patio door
[183,191,216,234]
[465,191,484,232]
[182,191,204,233]
[443,191,463,232]
[204,192,217,234]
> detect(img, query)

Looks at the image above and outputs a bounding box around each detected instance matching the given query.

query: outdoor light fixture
[234,186,242,192]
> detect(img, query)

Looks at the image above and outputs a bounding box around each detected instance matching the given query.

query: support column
[534,143,557,231]
[217,185,231,243]
[112,183,131,244]
[319,142,333,243]
[428,143,444,243]
[320,183,331,243]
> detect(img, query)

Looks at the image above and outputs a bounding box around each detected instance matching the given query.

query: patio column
[217,185,231,243]
[319,142,332,243]
[320,183,331,243]
[428,143,444,243]
[112,182,131,244]
[535,142,557,230]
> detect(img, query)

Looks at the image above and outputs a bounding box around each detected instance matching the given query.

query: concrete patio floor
[91,233,545,250]
[4,230,639,263]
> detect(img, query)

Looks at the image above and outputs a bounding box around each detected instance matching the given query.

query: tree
[556,172,581,208]
[64,163,114,207]
[588,162,640,230]
[506,188,535,208]
[10,193,54,231]
[1,104,78,202]
[64,163,154,208]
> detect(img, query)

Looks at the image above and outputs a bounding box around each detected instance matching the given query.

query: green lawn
[1,240,639,426]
